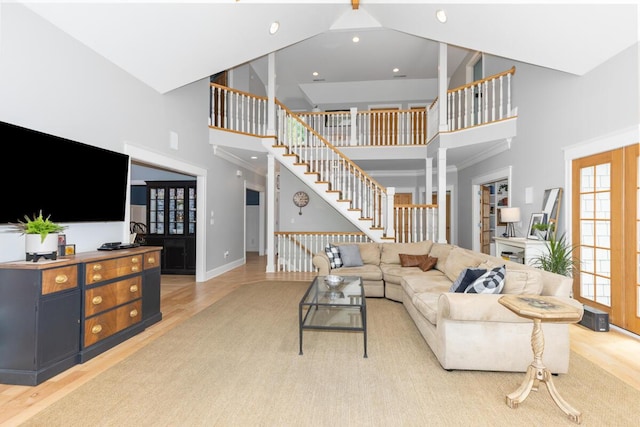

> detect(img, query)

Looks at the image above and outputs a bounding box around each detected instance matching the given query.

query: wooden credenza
[0,246,162,385]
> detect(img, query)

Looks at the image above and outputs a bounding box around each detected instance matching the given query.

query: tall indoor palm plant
[532,233,579,277]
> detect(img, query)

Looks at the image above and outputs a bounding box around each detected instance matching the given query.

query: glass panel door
[188,186,196,235]
[148,187,165,235]
[573,145,639,334]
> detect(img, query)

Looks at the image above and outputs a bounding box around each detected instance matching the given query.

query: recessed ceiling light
[269,21,280,35]
[436,9,447,23]
[393,68,399,73]
[313,71,318,76]
[352,36,360,43]
[251,156,258,160]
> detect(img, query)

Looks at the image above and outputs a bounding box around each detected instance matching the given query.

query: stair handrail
[275,100,391,234]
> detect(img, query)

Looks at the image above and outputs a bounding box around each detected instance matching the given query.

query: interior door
[370,107,399,145]
[394,193,413,243]
[210,71,228,128]
[410,106,426,145]
[572,144,639,334]
[479,185,491,254]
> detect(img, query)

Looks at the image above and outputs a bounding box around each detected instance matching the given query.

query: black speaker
[579,305,609,332]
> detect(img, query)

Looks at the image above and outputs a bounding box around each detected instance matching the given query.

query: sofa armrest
[312,252,331,275]
[438,293,527,323]
[438,293,584,324]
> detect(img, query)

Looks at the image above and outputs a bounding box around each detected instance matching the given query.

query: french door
[572,144,639,334]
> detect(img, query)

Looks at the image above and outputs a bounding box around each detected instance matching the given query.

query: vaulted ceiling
[18,1,639,173]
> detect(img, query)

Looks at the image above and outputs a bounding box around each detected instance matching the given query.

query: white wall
[0,4,265,279]
[456,43,639,250]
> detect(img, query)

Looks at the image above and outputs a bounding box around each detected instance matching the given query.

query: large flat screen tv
[1,120,129,224]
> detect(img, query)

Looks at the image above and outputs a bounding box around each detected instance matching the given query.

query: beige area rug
[22,281,640,426]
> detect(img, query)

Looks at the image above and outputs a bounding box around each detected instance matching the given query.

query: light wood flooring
[1,252,639,426]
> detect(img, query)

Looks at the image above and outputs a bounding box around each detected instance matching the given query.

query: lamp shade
[500,207,521,223]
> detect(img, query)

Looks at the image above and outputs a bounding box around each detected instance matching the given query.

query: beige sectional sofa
[312,240,583,374]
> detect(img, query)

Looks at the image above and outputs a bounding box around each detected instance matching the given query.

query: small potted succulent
[12,211,67,256]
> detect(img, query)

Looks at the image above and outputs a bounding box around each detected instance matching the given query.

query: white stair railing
[275,231,371,272]
[276,101,390,237]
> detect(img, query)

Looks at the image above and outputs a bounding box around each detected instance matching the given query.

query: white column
[437,148,447,243]
[350,107,358,146]
[267,52,276,135]
[438,42,448,132]
[266,154,276,272]
[425,157,433,204]
[385,186,396,239]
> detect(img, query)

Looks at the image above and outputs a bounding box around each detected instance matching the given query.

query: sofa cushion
[332,264,383,281]
[334,242,381,265]
[401,274,450,300]
[443,248,484,282]
[337,244,363,267]
[450,267,488,292]
[399,253,430,267]
[324,244,343,269]
[380,241,433,264]
[412,292,441,325]
[503,269,544,295]
[465,265,506,294]
[429,243,455,272]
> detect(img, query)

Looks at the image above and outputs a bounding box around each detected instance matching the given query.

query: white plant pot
[25,233,59,255]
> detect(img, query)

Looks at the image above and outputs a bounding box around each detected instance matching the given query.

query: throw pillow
[337,244,364,267]
[465,265,506,294]
[324,244,343,269]
[449,267,488,293]
[418,256,438,272]
[399,253,430,267]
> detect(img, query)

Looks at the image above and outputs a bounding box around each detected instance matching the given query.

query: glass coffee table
[299,275,367,358]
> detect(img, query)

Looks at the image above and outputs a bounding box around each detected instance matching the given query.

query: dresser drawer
[83,300,142,347]
[42,265,78,295]
[84,276,142,317]
[85,255,143,285]
[143,250,161,270]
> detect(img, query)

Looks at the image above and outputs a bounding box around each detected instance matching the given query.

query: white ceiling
[20,1,639,173]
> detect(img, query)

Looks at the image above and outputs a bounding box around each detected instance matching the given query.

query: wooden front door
[572,144,639,334]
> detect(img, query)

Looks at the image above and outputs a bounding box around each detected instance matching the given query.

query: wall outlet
[224,250,229,258]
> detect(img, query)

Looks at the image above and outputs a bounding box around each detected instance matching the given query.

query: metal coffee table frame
[299,275,367,358]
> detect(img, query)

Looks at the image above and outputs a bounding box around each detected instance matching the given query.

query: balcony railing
[210,65,516,144]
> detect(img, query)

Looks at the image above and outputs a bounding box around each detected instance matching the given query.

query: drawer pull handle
[131,257,139,263]
[55,274,68,284]
[91,324,103,334]
[92,296,103,305]
[131,266,140,272]
[129,284,139,293]
[147,257,156,264]
[129,309,138,318]
[92,264,103,271]
[92,274,103,282]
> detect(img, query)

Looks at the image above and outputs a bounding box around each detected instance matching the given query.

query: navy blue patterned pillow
[465,265,506,294]
[324,244,343,269]
[449,268,487,293]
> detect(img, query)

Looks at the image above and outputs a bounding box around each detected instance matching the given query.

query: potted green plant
[12,211,67,255]
[532,233,579,277]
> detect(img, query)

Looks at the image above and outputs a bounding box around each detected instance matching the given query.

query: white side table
[493,237,549,266]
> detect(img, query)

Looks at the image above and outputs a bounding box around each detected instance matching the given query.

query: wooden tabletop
[499,295,582,322]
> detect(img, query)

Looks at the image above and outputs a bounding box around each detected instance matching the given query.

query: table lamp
[500,207,521,238]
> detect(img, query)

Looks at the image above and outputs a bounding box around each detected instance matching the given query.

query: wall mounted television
[1,120,129,224]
